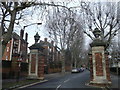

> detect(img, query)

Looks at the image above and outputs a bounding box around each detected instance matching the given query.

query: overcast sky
[13,0,119,51]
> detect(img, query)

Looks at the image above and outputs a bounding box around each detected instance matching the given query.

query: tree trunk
[0,26,2,63]
[61,50,65,73]
[75,58,77,68]
[2,10,17,56]
[2,44,6,56]
[71,54,73,69]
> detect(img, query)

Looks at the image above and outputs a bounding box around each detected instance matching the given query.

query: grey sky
[11,0,119,50]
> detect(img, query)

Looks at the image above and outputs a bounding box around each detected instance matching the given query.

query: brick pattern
[105,54,111,81]
[20,40,28,62]
[31,54,36,73]
[11,56,19,72]
[38,56,44,78]
[95,53,103,76]
[89,46,111,86]
[2,40,12,61]
[89,54,93,81]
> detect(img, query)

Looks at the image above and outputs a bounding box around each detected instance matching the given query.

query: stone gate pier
[27,33,45,80]
[89,28,111,87]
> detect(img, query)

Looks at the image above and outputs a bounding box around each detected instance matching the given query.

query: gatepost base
[27,75,44,80]
[89,80,112,87]
[38,77,44,80]
[27,75,39,80]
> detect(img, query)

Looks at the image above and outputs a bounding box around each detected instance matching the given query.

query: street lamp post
[23,22,42,30]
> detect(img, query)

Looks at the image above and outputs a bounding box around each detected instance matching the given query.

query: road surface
[22,70,101,89]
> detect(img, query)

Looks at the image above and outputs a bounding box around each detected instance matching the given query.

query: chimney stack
[20,29,24,39]
[44,38,47,42]
[25,33,28,41]
[51,41,54,46]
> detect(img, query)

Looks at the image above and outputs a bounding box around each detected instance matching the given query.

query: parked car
[79,67,85,72]
[71,68,79,73]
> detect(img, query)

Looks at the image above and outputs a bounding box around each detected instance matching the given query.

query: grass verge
[2,79,40,89]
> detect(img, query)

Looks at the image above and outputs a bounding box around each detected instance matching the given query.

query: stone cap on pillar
[88,51,92,55]
[90,39,107,47]
[29,43,44,51]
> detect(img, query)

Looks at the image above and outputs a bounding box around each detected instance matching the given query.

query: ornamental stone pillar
[27,32,45,79]
[89,28,111,87]
[28,49,39,79]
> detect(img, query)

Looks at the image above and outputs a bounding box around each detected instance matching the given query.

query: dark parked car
[79,67,85,72]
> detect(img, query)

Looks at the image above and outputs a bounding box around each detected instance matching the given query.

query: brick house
[39,38,62,73]
[2,30,28,79]
[39,38,71,73]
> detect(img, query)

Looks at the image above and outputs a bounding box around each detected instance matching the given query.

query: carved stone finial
[34,32,40,43]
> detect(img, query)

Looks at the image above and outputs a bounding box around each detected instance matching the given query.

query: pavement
[110,74,120,89]
[2,72,71,90]
[2,71,120,90]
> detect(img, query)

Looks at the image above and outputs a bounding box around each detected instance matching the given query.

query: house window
[13,48,18,54]
[6,56,8,60]
[49,48,52,52]
[7,47,9,52]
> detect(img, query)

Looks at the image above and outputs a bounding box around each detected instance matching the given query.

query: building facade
[2,30,28,79]
[39,38,62,73]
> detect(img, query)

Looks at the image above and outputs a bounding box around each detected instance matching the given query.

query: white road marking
[64,79,70,83]
[56,84,61,90]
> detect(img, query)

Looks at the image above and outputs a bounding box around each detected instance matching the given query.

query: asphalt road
[21,70,102,90]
